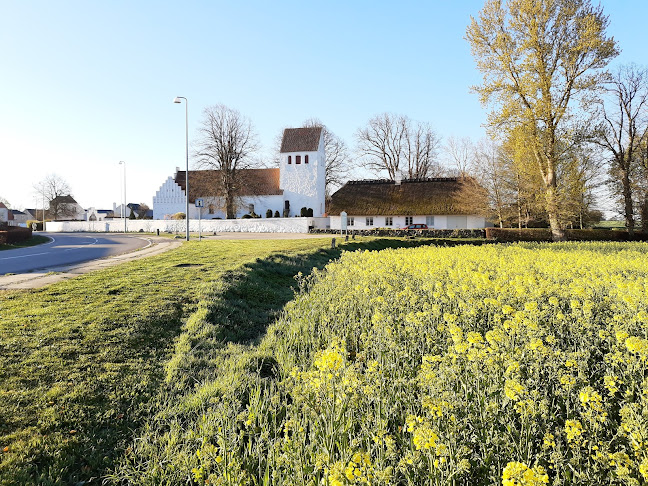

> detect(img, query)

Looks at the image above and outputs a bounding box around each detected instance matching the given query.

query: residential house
[327,177,489,230]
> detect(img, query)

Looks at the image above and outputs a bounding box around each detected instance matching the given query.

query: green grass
[0,235,51,251]
[0,236,450,485]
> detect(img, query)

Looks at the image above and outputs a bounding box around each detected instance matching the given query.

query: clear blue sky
[1,0,646,212]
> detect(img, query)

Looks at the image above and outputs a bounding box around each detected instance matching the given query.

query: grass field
[0,236,445,485]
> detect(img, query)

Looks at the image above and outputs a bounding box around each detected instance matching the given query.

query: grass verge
[1,236,450,485]
[0,235,51,251]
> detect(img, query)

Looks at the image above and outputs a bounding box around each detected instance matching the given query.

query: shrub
[275,211,281,218]
[266,209,273,218]
[242,214,253,219]
[171,212,186,220]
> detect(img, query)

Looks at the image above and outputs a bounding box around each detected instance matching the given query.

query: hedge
[0,226,33,244]
[485,227,648,242]
[309,228,486,238]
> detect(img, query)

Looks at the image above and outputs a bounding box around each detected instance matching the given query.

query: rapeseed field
[117,242,648,485]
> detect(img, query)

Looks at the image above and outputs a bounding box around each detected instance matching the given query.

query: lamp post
[173,96,189,241]
[119,161,127,233]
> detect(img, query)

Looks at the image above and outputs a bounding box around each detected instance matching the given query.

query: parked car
[403,223,428,230]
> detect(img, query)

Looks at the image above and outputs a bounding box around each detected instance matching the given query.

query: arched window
[296,155,301,164]
[288,155,292,164]
[305,155,309,164]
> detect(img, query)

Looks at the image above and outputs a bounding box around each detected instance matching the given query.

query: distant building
[48,195,85,221]
[327,177,489,230]
[152,127,326,219]
[0,202,13,223]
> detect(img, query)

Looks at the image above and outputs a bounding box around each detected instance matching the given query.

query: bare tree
[593,64,648,234]
[33,174,75,220]
[445,136,474,177]
[356,113,441,180]
[194,104,259,219]
[405,122,443,179]
[302,118,351,194]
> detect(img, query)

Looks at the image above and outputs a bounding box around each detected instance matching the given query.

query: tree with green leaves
[466,0,618,239]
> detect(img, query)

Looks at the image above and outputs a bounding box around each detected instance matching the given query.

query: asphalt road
[0,233,150,275]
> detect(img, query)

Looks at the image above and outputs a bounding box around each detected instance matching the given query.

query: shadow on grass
[168,237,483,387]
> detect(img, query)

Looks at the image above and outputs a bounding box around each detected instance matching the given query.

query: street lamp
[119,161,127,233]
[173,96,189,241]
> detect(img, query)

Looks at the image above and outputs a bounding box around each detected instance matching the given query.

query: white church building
[153,127,326,220]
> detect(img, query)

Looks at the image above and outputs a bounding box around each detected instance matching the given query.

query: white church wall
[46,217,312,233]
[279,133,326,217]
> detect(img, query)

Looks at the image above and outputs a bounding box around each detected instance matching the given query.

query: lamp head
[173,97,183,103]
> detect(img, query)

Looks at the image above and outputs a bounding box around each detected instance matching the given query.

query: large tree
[194,104,259,219]
[593,64,648,234]
[33,174,75,220]
[356,113,442,180]
[466,0,618,239]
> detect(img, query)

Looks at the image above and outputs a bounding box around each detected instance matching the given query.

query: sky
[1,0,646,213]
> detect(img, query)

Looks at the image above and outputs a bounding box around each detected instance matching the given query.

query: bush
[266,209,273,218]
[300,207,308,217]
[171,212,186,220]
[242,214,253,219]
[274,211,280,218]
[485,227,648,242]
[0,226,32,244]
[307,208,314,217]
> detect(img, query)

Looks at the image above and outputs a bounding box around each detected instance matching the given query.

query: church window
[296,155,301,164]
[288,156,292,164]
[305,155,309,164]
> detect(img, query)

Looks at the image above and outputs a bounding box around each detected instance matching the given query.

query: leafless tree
[194,104,259,219]
[593,64,648,234]
[445,136,474,177]
[356,113,441,180]
[33,174,76,220]
[137,203,151,219]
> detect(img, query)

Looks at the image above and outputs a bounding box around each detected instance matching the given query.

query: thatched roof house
[328,177,488,230]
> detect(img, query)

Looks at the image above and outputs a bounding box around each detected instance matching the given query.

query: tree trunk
[620,168,635,236]
[641,195,648,232]
[543,168,565,241]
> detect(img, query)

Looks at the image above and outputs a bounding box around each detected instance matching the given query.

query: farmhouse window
[208,204,215,214]
[405,216,413,225]
[296,155,301,164]
[348,217,355,226]
[385,217,393,226]
[366,217,374,226]
[426,216,435,227]
[288,156,291,164]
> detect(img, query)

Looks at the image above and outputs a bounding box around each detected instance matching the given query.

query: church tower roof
[280,127,322,153]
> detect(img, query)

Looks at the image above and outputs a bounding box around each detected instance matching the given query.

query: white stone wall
[329,215,487,230]
[46,217,313,233]
[279,132,326,217]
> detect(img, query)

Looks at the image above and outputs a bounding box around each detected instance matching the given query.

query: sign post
[195,198,204,240]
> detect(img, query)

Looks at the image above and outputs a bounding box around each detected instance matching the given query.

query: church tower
[279,127,326,217]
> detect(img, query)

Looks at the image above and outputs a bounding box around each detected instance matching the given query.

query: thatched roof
[280,127,322,153]
[328,177,478,216]
[175,169,282,202]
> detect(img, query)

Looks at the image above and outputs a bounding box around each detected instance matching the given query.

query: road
[0,233,150,275]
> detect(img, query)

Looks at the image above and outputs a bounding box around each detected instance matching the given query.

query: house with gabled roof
[153,127,326,219]
[327,177,489,230]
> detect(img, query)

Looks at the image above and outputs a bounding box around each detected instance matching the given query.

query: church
[153,127,326,220]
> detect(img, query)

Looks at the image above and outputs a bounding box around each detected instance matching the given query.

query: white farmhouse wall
[329,214,487,230]
[0,208,9,222]
[279,132,326,217]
